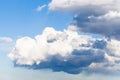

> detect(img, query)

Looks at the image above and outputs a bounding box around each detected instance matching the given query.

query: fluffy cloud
[8,27,120,74]
[8,27,96,65]
[49,0,120,12]
[49,0,120,39]
[88,39,120,74]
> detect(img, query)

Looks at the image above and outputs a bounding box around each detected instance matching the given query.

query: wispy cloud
[0,37,14,52]
[0,37,13,43]
[36,4,47,12]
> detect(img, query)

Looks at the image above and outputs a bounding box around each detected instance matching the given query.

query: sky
[1,0,120,80]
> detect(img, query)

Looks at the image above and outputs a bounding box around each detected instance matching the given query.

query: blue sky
[0,0,72,38]
[1,0,120,80]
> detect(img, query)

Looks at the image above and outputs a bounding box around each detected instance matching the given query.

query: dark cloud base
[14,48,105,74]
[72,13,120,40]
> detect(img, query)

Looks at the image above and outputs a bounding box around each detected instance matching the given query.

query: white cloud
[36,5,47,12]
[8,27,95,65]
[49,0,120,12]
[106,39,120,57]
[0,37,13,43]
[8,27,120,74]
[68,25,80,31]
[92,11,120,20]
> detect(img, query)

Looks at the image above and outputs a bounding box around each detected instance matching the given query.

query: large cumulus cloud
[8,27,120,74]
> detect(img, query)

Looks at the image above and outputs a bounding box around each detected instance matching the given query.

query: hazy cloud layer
[0,37,13,43]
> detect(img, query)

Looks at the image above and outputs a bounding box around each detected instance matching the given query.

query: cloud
[0,37,14,52]
[8,27,96,65]
[0,37,13,43]
[88,39,120,74]
[49,0,120,12]
[71,11,120,40]
[49,0,120,40]
[8,27,120,74]
[36,4,47,12]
